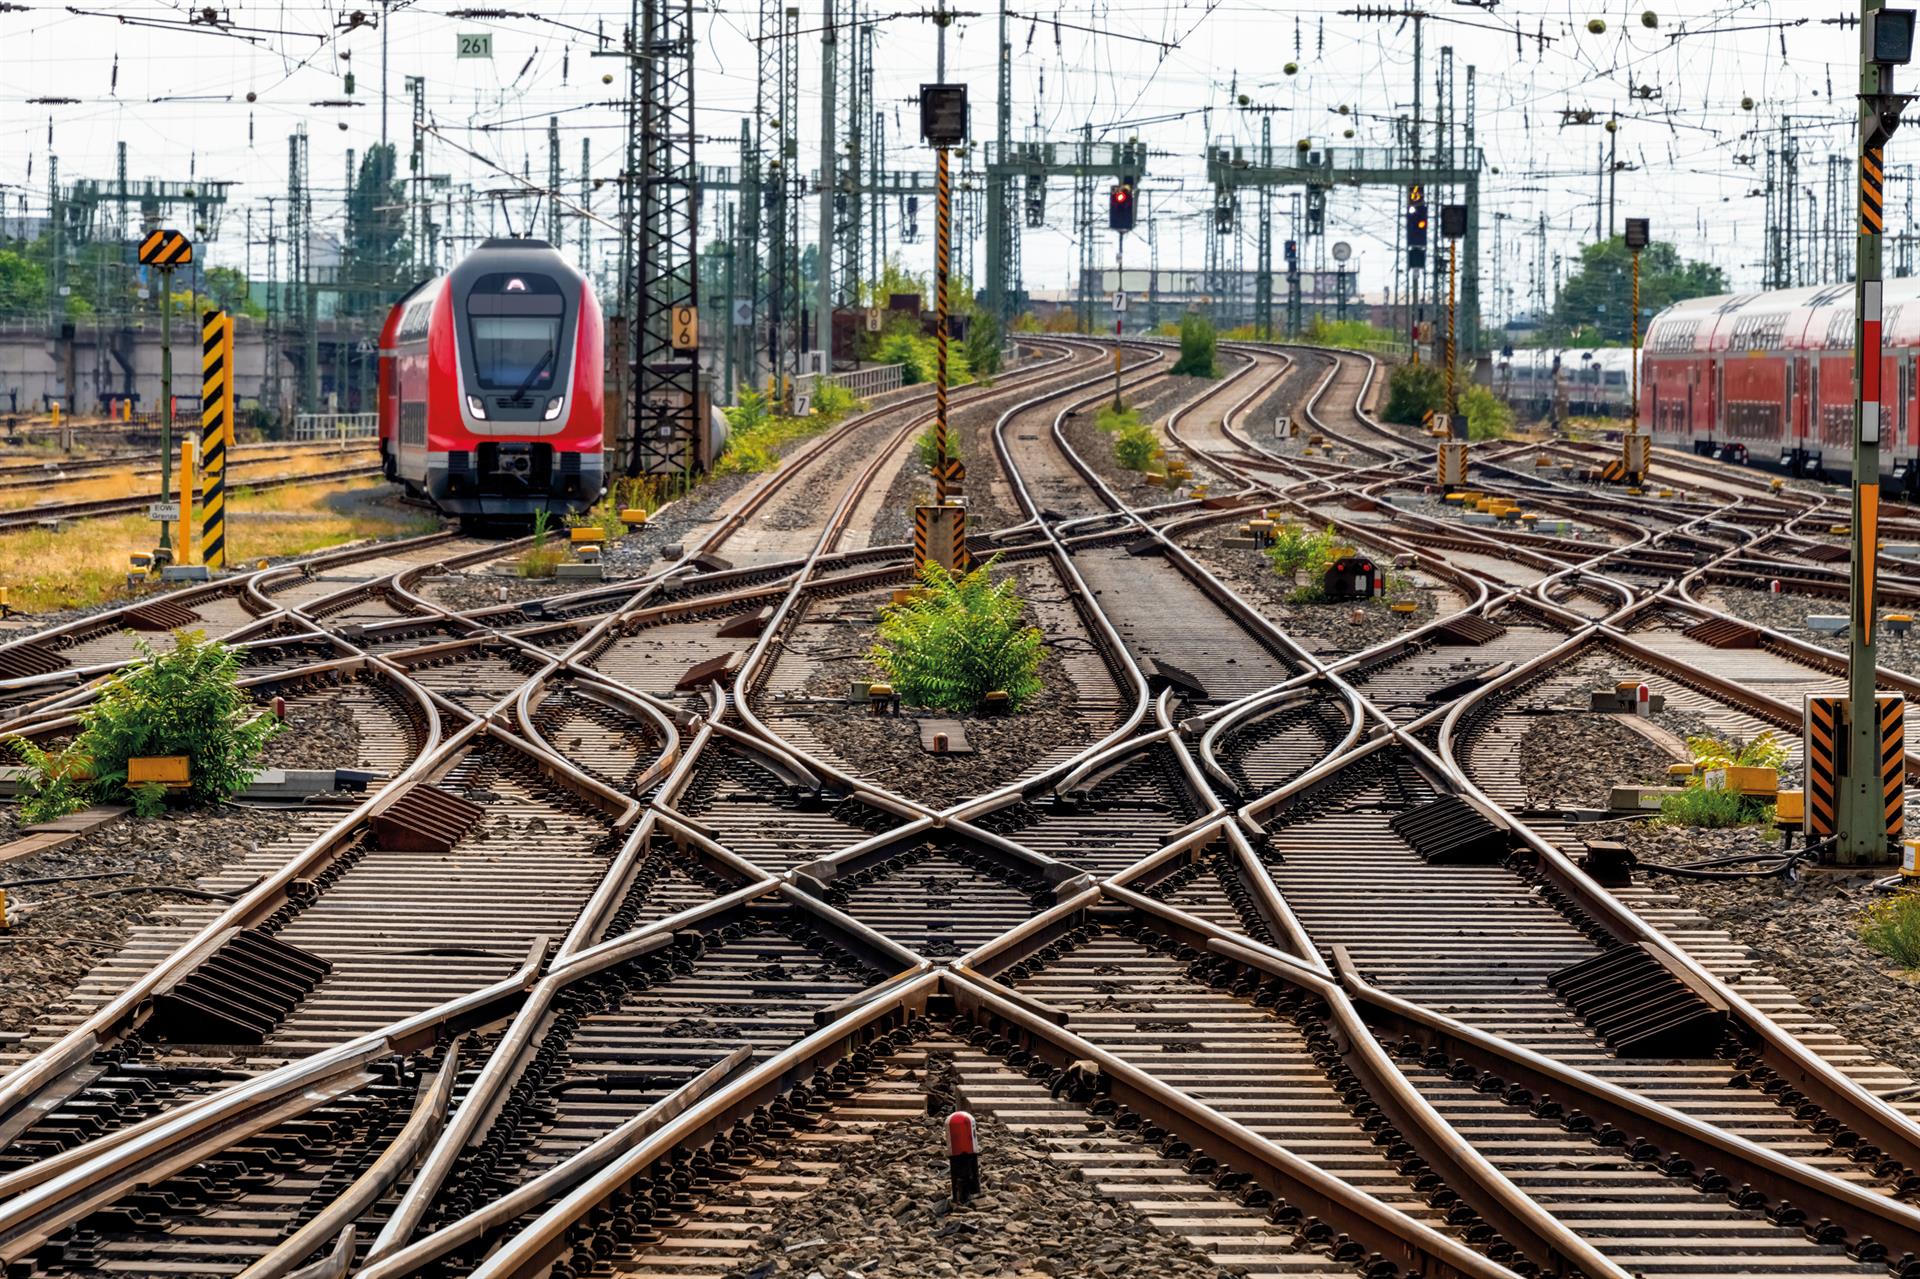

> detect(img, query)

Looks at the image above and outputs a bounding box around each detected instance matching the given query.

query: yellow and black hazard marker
[913,504,968,574]
[1882,694,1906,837]
[1806,693,1843,837]
[932,145,953,504]
[137,228,194,267]
[200,310,234,568]
[1863,145,1886,236]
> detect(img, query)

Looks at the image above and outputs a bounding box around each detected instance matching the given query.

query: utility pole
[984,0,1010,329]
[816,0,837,366]
[548,117,563,248]
[580,138,592,272]
[1838,0,1915,864]
[380,0,391,147]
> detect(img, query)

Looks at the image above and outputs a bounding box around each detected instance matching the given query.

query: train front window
[466,273,565,392]
[470,316,560,390]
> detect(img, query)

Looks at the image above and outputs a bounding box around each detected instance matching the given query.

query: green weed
[870,556,1044,712]
[1861,894,1920,968]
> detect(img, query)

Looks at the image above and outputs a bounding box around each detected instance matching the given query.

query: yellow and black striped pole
[1839,0,1902,863]
[933,144,952,506]
[200,310,233,569]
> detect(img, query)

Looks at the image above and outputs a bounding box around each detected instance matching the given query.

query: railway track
[6,339,1920,1276]
[0,461,387,533]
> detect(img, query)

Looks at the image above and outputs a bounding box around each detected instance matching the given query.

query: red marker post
[946,1109,979,1203]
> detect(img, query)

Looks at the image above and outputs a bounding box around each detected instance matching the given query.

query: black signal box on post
[1624,217,1651,251]
[1440,204,1468,241]
[919,84,969,147]
[1323,555,1379,602]
[1406,205,1429,248]
[1108,184,1136,232]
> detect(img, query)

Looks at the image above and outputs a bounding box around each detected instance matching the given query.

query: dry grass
[0,477,437,614]
[0,446,380,511]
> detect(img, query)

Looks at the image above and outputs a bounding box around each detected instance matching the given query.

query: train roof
[1645,278,1920,354]
[450,237,585,287]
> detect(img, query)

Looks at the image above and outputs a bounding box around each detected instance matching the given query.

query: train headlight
[466,394,487,420]
[544,396,566,421]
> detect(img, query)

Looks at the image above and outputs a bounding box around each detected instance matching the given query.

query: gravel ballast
[721,1110,1238,1279]
[1501,700,1920,1080]
[1701,583,1920,676]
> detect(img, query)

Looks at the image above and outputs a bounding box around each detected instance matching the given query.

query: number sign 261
[457,32,493,58]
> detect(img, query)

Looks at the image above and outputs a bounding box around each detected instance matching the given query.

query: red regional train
[1640,280,1920,488]
[378,238,605,522]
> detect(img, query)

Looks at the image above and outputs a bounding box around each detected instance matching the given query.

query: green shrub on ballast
[1656,731,1786,828]
[1384,362,1445,425]
[1460,384,1513,440]
[1861,894,1920,968]
[9,631,279,820]
[1657,786,1767,829]
[1263,522,1345,603]
[1170,312,1219,378]
[870,557,1044,712]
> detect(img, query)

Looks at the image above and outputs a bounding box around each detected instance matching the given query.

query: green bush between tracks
[9,631,280,820]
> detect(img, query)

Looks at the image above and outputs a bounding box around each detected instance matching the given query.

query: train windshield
[466,273,565,391]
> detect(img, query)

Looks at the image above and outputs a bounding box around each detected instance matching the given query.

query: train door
[1712,359,1724,442]
[1902,355,1916,488]
[1786,358,1797,453]
[1810,360,1821,462]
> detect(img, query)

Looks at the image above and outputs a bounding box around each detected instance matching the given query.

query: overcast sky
[0,0,1886,315]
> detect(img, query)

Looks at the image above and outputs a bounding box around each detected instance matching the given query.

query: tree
[1547,236,1725,344]
[963,305,1001,377]
[0,249,47,316]
[340,143,412,318]
[203,266,264,319]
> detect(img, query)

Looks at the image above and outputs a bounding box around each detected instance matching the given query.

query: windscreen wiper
[511,348,555,402]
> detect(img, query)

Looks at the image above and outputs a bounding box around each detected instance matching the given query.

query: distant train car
[1641,281,1920,487]
[1495,347,1637,418]
[378,237,605,522]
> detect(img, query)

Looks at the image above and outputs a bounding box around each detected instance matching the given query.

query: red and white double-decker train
[377,238,605,522]
[1640,280,1920,488]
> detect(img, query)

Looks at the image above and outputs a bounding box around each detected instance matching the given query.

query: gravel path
[0,806,301,1035]
[788,562,1090,809]
[720,1109,1236,1279]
